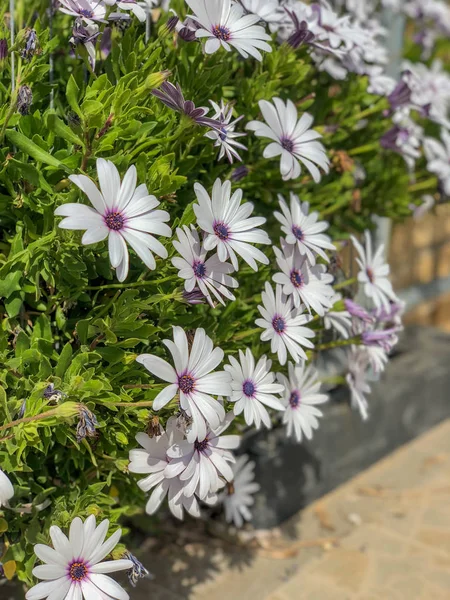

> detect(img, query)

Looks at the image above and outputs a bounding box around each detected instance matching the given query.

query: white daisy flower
[25,515,133,600]
[277,362,328,443]
[274,193,335,265]
[172,225,238,307]
[136,327,231,443]
[246,98,330,182]
[424,128,450,196]
[185,0,272,61]
[204,100,247,164]
[193,178,271,271]
[164,413,240,501]
[351,231,398,309]
[57,0,107,22]
[346,349,371,421]
[55,159,171,282]
[273,238,334,316]
[0,469,14,507]
[241,0,285,31]
[128,417,201,520]
[104,0,146,22]
[221,454,260,528]
[256,283,315,366]
[324,293,352,339]
[224,349,285,429]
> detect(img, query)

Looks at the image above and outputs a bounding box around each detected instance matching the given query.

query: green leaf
[67,75,83,118]
[55,343,73,378]
[5,130,66,169]
[46,113,85,148]
[0,271,22,299]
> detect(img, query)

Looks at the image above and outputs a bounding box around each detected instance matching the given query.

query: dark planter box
[241,326,450,529]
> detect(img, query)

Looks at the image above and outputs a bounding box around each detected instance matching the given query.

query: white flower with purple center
[172,225,238,307]
[324,293,352,339]
[164,413,240,501]
[57,0,107,22]
[346,349,371,421]
[273,238,335,316]
[256,283,315,366]
[25,516,133,600]
[224,349,285,429]
[351,231,399,310]
[0,469,14,508]
[277,362,328,443]
[136,327,231,443]
[55,159,171,282]
[193,178,271,271]
[246,98,329,182]
[424,128,450,196]
[186,0,272,61]
[221,454,260,528]
[104,0,146,21]
[274,193,335,265]
[128,417,201,520]
[204,100,247,164]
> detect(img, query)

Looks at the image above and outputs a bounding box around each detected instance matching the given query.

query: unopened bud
[145,69,171,89]
[17,85,33,115]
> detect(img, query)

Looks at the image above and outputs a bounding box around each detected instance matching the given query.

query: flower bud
[17,85,33,116]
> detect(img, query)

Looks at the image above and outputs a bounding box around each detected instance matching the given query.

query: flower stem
[334,277,357,290]
[86,275,178,291]
[408,177,437,193]
[100,401,155,408]
[315,336,361,351]
[0,408,60,433]
[232,328,261,341]
[348,142,379,156]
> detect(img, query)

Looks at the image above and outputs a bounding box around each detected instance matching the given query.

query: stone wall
[389,205,450,331]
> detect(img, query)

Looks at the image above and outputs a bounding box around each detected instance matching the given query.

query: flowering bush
[0,0,448,596]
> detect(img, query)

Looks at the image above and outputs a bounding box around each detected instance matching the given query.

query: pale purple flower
[137,327,231,443]
[221,454,260,528]
[55,159,171,282]
[151,82,221,129]
[57,0,107,22]
[204,100,247,164]
[247,98,329,183]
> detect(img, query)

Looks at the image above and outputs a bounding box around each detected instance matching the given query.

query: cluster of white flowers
[11,1,433,596]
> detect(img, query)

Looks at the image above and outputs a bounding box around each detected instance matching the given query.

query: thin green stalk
[348,142,379,156]
[315,336,361,351]
[408,177,437,193]
[86,275,178,291]
[334,277,357,290]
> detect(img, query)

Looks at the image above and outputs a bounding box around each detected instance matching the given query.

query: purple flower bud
[17,85,33,116]
[0,39,8,62]
[344,299,374,323]
[76,406,99,442]
[21,28,39,60]
[285,12,316,49]
[362,328,398,353]
[231,165,249,182]
[123,552,152,587]
[166,16,179,33]
[152,81,221,130]
[182,289,207,305]
[387,79,412,112]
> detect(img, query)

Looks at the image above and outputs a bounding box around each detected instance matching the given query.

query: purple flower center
[366,267,375,283]
[272,315,286,334]
[292,225,304,241]
[243,380,256,397]
[194,438,209,453]
[214,221,230,241]
[69,562,88,582]
[104,211,125,231]
[289,391,301,408]
[178,373,195,394]
[79,9,94,17]
[193,261,207,278]
[219,127,228,141]
[281,137,295,153]
[290,270,303,288]
[212,25,231,41]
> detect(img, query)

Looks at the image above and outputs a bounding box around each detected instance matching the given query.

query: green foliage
[0,1,439,586]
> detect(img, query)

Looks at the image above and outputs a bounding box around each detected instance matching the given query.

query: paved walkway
[133,419,450,599]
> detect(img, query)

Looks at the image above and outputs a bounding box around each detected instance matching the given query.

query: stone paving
[133,419,450,599]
